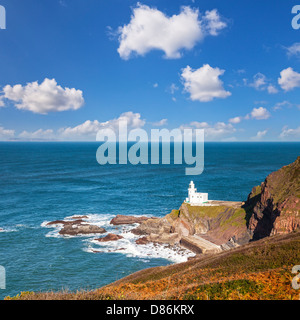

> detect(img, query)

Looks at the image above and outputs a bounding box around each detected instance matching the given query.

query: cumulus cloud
[285,43,300,57]
[278,67,300,91]
[229,116,242,124]
[179,121,235,140]
[2,78,84,114]
[250,73,267,90]
[229,107,271,124]
[18,129,55,140]
[152,119,168,127]
[267,85,278,94]
[279,126,300,140]
[168,83,179,94]
[249,73,278,94]
[203,9,227,36]
[181,64,231,102]
[273,101,294,111]
[60,112,145,139]
[251,130,268,141]
[250,107,271,120]
[0,127,15,139]
[117,4,227,59]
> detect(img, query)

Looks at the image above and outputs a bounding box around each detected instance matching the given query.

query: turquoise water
[0,142,299,299]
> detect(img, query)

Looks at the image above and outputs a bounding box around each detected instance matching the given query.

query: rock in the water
[95,233,123,242]
[46,219,84,226]
[46,217,106,236]
[110,215,154,225]
[59,224,106,236]
[70,215,89,220]
[135,236,149,245]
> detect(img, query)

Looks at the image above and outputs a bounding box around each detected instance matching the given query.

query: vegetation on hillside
[7,231,300,300]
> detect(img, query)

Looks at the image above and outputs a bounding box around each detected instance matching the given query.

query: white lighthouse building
[185,181,208,205]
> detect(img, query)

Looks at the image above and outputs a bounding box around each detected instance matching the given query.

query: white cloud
[169,83,179,94]
[117,4,227,59]
[229,116,242,124]
[0,97,5,107]
[249,73,278,94]
[278,67,300,91]
[251,130,268,141]
[19,129,55,140]
[0,127,15,139]
[179,121,235,140]
[181,64,231,102]
[60,112,145,139]
[285,43,300,57]
[229,107,271,124]
[152,119,168,127]
[250,107,271,120]
[2,78,84,114]
[279,126,300,140]
[203,9,227,36]
[153,83,158,88]
[273,101,294,111]
[267,84,278,94]
[250,73,267,90]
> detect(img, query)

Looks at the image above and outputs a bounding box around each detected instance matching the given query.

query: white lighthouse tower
[185,181,208,205]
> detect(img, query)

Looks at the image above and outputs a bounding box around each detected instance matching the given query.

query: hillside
[7,156,300,300]
[8,231,300,300]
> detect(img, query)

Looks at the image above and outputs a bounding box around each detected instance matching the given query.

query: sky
[0,0,300,141]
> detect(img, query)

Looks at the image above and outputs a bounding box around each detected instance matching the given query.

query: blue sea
[0,142,299,299]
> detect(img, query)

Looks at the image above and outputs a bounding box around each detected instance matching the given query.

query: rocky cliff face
[133,156,300,251]
[248,156,300,240]
[132,203,251,253]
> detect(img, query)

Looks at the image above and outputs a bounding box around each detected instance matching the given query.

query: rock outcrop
[46,218,106,236]
[110,215,155,225]
[247,156,300,240]
[135,237,149,245]
[131,204,251,253]
[59,224,106,236]
[46,219,84,226]
[95,233,123,242]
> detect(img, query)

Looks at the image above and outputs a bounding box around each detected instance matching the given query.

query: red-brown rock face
[248,156,300,240]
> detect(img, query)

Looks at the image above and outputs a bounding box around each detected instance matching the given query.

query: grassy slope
[269,156,300,205]
[8,231,300,300]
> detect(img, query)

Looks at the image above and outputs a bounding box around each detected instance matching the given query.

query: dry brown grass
[7,231,300,300]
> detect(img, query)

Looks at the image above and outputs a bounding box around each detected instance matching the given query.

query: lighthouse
[185,181,208,205]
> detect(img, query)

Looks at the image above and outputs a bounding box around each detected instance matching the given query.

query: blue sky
[0,0,300,141]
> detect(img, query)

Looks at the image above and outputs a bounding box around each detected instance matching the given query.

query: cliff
[131,156,300,252]
[132,202,251,253]
[248,156,300,240]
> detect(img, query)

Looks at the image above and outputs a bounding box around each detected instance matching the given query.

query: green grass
[184,204,228,219]
[220,208,247,229]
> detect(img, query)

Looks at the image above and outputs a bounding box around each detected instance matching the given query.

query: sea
[0,142,299,299]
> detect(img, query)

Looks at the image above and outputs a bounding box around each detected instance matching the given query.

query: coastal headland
[7,156,300,300]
